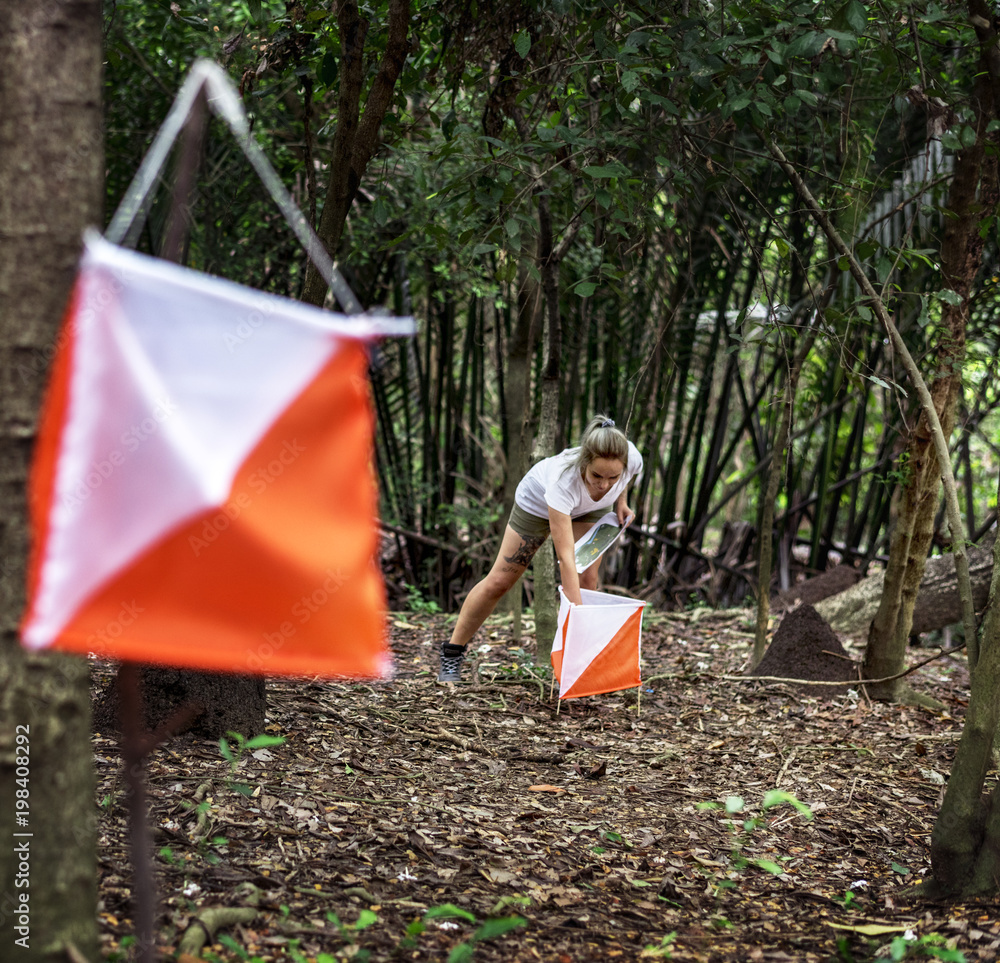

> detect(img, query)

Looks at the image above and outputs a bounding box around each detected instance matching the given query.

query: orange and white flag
[21,233,412,678]
[551,587,645,699]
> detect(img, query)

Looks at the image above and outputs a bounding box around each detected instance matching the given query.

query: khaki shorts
[508,503,608,539]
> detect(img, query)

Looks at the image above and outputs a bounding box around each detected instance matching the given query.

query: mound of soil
[752,603,858,695]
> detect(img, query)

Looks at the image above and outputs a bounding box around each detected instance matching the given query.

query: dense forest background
[103,0,1000,622]
[7,6,1000,957]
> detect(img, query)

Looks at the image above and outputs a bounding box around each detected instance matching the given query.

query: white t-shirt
[514,441,643,519]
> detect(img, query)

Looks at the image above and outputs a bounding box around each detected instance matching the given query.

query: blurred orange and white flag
[21,233,411,678]
[551,587,645,699]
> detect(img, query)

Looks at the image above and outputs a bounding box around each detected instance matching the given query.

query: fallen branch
[716,641,967,688]
[176,884,261,957]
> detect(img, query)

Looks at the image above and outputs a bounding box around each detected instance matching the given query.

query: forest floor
[92,606,1000,963]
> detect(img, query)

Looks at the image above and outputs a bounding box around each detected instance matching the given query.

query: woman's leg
[447,524,546,649]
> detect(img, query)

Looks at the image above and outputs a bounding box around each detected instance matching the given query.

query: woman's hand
[548,507,583,605]
[615,497,635,528]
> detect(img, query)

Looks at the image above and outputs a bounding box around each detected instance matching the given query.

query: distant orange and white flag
[551,587,645,699]
[21,233,412,678]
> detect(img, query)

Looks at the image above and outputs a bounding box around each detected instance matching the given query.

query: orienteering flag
[551,587,645,699]
[21,233,412,678]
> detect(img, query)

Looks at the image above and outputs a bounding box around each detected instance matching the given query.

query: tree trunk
[0,2,102,958]
[530,188,564,664]
[501,267,542,639]
[765,124,982,699]
[862,38,998,693]
[815,533,997,640]
[300,0,411,307]
[754,306,821,666]
[92,667,266,740]
[928,478,1000,897]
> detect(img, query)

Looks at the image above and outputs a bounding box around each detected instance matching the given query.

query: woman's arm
[614,490,635,527]
[548,507,582,605]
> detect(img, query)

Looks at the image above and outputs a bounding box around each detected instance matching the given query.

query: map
[573,512,624,573]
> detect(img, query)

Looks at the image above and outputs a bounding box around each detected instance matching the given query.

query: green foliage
[641,931,678,959]
[102,0,1000,625]
[404,582,443,614]
[219,730,286,796]
[836,930,966,962]
[697,791,812,884]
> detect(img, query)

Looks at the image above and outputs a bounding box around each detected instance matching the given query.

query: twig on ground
[719,641,967,688]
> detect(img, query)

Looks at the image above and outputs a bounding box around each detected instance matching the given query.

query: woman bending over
[438,416,642,682]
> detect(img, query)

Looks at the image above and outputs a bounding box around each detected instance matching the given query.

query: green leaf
[514,30,531,59]
[426,904,477,923]
[725,796,745,814]
[318,50,338,87]
[729,93,752,113]
[934,288,963,306]
[441,109,457,141]
[621,69,640,93]
[856,238,879,260]
[247,0,263,23]
[448,944,475,963]
[941,130,962,151]
[843,0,867,33]
[891,861,910,875]
[761,790,813,819]
[575,281,598,297]
[219,738,234,762]
[961,125,977,149]
[582,164,629,178]
[754,859,784,875]
[472,916,526,941]
[785,31,825,59]
[355,909,378,930]
[244,734,285,750]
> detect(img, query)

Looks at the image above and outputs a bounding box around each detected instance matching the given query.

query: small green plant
[641,931,678,959]
[104,934,136,962]
[219,730,286,796]
[841,888,860,910]
[319,908,378,960]
[404,582,442,614]
[424,904,526,962]
[698,790,812,882]
[883,931,965,961]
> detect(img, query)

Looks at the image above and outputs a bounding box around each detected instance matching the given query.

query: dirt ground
[93,606,1000,963]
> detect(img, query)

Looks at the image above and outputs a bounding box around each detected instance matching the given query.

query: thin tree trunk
[929,477,1000,896]
[754,311,821,666]
[300,0,410,307]
[0,2,103,959]
[765,138,978,687]
[531,190,564,662]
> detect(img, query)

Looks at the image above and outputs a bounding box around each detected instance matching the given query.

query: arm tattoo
[503,534,547,568]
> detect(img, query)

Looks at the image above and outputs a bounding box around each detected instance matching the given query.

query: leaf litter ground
[93,608,1000,962]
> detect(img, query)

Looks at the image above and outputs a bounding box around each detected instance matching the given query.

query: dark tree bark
[300,0,412,308]
[929,480,1000,896]
[92,668,266,740]
[0,1,103,958]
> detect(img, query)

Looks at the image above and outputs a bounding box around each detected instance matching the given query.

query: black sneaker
[438,643,466,683]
